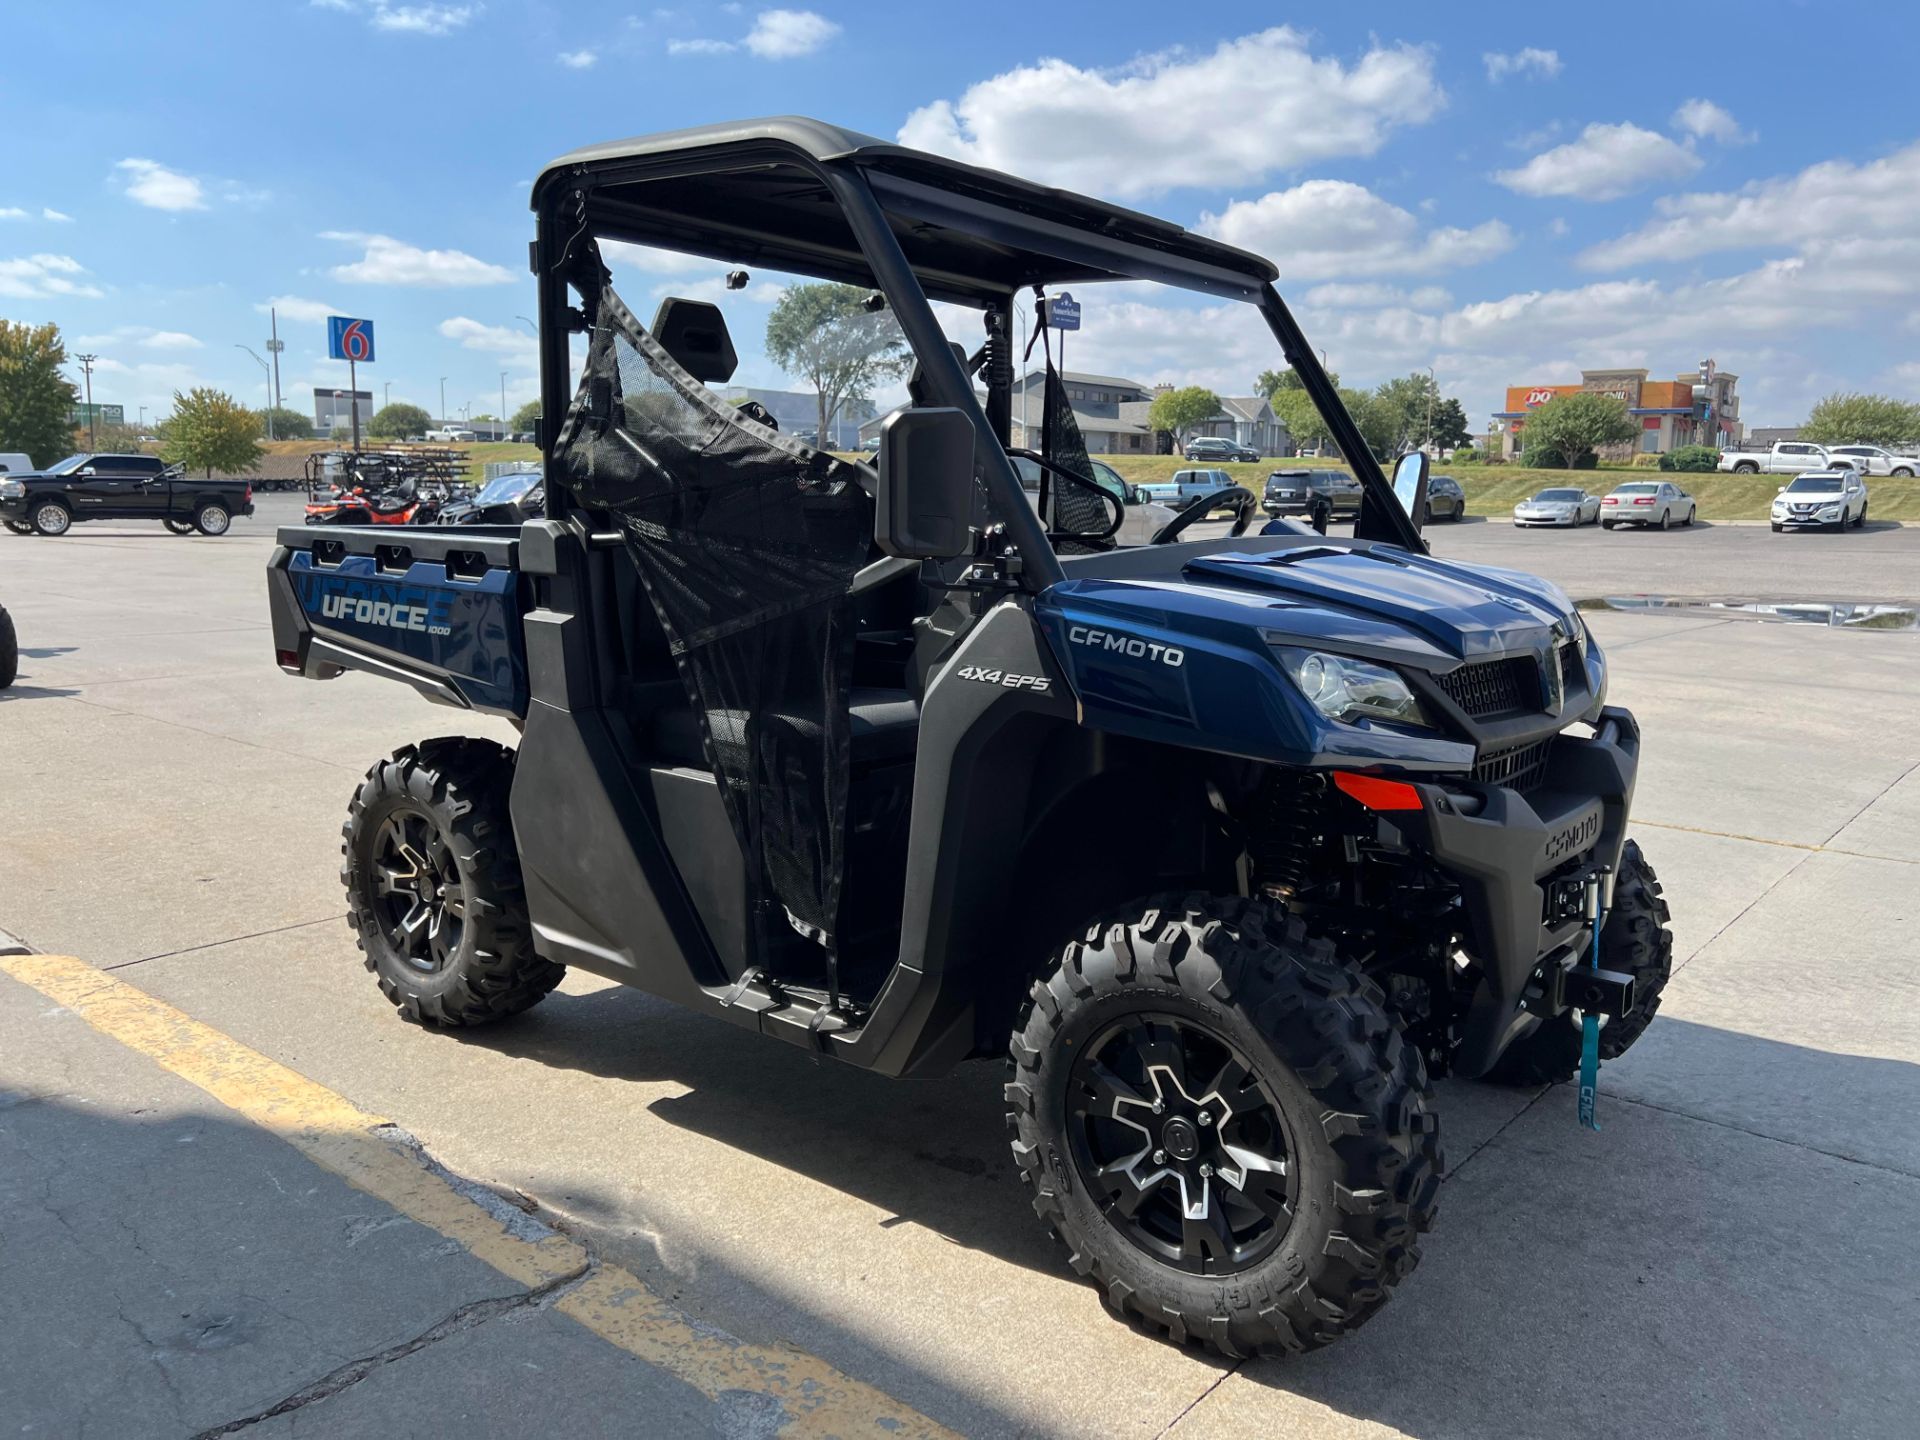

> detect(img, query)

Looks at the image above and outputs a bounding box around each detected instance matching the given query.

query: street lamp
[515,315,538,336]
[74,353,99,448]
[439,377,448,428]
[236,345,274,438]
[500,371,508,439]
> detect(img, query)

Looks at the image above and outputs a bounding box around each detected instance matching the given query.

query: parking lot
[3,495,1918,1437]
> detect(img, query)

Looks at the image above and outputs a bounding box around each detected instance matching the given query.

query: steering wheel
[1151,486,1258,545]
[1008,449,1124,547]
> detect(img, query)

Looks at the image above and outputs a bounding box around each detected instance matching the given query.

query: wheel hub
[368,808,466,974]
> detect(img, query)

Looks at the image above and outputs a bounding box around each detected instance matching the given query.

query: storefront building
[1493,365,1742,460]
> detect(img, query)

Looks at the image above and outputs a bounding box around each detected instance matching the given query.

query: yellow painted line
[1,953,957,1440]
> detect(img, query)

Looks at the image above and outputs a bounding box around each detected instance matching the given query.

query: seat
[649,687,921,769]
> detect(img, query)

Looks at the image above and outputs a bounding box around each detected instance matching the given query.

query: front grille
[1436,657,1537,718]
[1473,737,1553,792]
[1558,640,1584,695]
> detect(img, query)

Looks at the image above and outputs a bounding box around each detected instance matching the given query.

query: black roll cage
[530,130,1424,590]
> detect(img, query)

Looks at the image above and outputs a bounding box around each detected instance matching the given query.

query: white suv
[1771,470,1869,531]
[1821,445,1915,478]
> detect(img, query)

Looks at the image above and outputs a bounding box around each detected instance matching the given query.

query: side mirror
[876,407,974,560]
[1392,451,1430,531]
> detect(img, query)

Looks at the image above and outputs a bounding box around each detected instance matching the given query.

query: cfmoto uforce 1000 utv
[268,118,1674,1356]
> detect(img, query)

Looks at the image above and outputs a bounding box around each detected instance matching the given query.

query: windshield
[1786,475,1843,492]
[473,470,540,505]
[44,454,90,475]
[1535,488,1582,502]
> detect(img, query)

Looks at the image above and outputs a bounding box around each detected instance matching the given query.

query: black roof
[533,116,1278,304]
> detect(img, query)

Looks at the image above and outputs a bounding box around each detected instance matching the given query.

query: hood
[1044,539,1575,669]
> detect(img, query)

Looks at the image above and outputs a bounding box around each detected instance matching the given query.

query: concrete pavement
[2,504,1918,1436]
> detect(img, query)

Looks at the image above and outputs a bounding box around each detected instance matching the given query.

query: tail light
[1632,497,1653,505]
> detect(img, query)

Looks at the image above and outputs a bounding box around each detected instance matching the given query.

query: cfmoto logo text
[1067,624,1185,667]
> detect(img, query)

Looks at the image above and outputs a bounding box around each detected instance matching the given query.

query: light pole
[1422,364,1436,455]
[137,405,146,436]
[515,315,538,336]
[266,307,284,410]
[500,371,508,439]
[74,354,98,448]
[439,377,448,428]
[236,345,274,437]
[384,381,391,410]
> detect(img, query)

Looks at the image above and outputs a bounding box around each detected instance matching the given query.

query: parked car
[1261,468,1362,525]
[0,453,254,536]
[1423,473,1466,523]
[1770,469,1869,531]
[1183,436,1260,463]
[1512,486,1601,527]
[1600,481,1695,530]
[1717,441,1859,475]
[1139,467,1246,511]
[1013,455,1178,546]
[1819,445,1915,478]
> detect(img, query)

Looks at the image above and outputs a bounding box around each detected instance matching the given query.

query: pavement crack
[1606,1092,1920,1182]
[1670,846,1816,976]
[103,915,346,971]
[188,1262,594,1438]
[1152,1358,1242,1438]
[1819,756,1919,849]
[1447,1085,1552,1180]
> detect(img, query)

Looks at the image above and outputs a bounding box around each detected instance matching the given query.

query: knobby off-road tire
[0,603,16,689]
[1484,839,1673,1086]
[1007,895,1443,1358]
[342,737,562,1026]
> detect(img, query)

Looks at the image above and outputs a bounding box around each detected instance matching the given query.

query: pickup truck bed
[268,524,528,717]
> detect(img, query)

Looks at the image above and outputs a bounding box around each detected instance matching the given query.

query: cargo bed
[267,524,529,718]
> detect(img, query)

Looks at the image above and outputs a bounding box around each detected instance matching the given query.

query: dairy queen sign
[1524,388,1559,406]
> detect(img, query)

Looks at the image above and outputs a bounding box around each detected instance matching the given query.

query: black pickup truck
[0,453,255,537]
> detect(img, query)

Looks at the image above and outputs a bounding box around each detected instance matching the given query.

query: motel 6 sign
[328,316,376,364]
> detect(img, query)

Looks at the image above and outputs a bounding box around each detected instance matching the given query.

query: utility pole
[75,354,98,448]
[237,345,274,437]
[500,371,508,439]
[439,377,448,428]
[1423,363,1436,455]
[384,381,391,410]
[267,308,284,411]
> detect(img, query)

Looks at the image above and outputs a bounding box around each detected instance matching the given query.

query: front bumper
[1774,511,1840,528]
[1387,706,1641,1078]
[1513,511,1576,526]
[0,495,28,521]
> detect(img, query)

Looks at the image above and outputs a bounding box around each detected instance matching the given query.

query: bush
[1631,453,1663,468]
[1659,444,1720,472]
[1521,444,1567,470]
[1451,446,1479,464]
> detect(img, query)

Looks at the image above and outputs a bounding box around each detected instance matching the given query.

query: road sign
[1043,293,1081,332]
[328,316,376,364]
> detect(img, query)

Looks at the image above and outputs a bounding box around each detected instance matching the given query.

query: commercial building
[314,388,373,433]
[1493,365,1741,460]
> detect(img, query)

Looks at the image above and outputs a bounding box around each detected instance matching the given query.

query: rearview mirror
[1392,451,1430,532]
[876,407,974,560]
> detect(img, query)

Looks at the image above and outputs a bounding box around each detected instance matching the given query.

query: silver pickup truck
[1717,441,1857,475]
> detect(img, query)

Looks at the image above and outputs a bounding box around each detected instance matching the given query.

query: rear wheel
[30,500,71,536]
[1658,508,1672,530]
[1601,520,1616,530]
[193,502,231,536]
[1008,896,1442,1357]
[1484,840,1673,1086]
[1853,503,1867,529]
[163,518,195,536]
[0,603,16,689]
[342,737,563,1026]
[1734,462,1758,474]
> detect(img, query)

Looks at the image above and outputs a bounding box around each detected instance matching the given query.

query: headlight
[0,480,21,498]
[1278,649,1431,728]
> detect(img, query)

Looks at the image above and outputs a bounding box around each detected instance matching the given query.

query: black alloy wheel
[1068,1012,1298,1274]
[368,808,467,974]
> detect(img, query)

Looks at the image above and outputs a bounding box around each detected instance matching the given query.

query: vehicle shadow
[0,683,82,702]
[455,1003,1920,1438]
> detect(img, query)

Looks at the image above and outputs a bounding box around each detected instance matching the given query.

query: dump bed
[267,524,529,718]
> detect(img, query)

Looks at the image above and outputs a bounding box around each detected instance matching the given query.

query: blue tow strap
[1577,875,1604,1130]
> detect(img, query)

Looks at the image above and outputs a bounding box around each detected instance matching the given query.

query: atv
[267,117,1673,1357]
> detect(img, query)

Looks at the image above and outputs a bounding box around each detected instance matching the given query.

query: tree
[0,320,79,468]
[368,402,432,440]
[1271,385,1391,457]
[1519,392,1638,468]
[161,388,263,477]
[1430,399,1472,451]
[255,406,313,440]
[1801,392,1920,447]
[765,283,912,443]
[1147,386,1223,445]
[1373,373,1441,452]
[510,400,541,432]
[1255,366,1340,398]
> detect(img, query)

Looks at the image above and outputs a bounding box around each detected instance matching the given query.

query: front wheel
[4,520,31,536]
[1008,897,1442,1357]
[0,603,16,689]
[1853,504,1867,529]
[342,737,564,1026]
[193,502,231,536]
[30,500,71,536]
[1484,840,1673,1086]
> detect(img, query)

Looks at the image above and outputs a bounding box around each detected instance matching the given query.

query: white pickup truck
[425,425,476,443]
[1718,441,1859,475]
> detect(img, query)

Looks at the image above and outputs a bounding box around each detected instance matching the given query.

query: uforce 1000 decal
[1067,624,1186,667]
[295,573,456,636]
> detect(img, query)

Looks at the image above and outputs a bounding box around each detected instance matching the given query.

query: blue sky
[5,1,1915,433]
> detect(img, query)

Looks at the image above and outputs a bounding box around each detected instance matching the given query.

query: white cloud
[1672,98,1752,145]
[72,326,202,351]
[666,8,838,58]
[315,2,475,36]
[0,208,26,220]
[1302,282,1454,310]
[1583,140,1920,268]
[1201,181,1513,281]
[1496,123,1701,201]
[322,232,514,286]
[43,208,73,222]
[0,253,104,300]
[557,48,597,68]
[256,295,339,323]
[115,158,207,212]
[438,316,538,363]
[602,240,717,274]
[899,28,1443,199]
[1483,48,1562,82]
[744,8,838,58]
